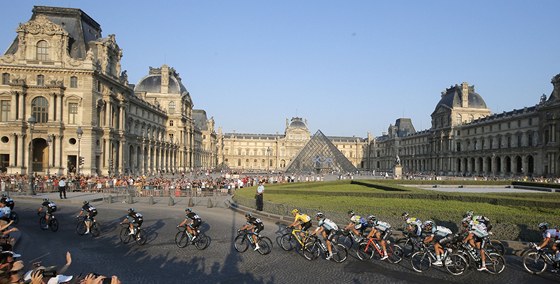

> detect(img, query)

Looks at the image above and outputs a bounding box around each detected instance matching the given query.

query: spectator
[256,182,264,211]
[58,177,67,199]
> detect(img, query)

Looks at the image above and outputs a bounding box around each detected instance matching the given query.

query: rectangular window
[2,73,9,85]
[37,75,44,86]
[68,103,78,124]
[0,100,10,122]
[70,76,78,88]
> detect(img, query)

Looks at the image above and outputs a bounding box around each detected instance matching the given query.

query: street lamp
[46,135,52,177]
[27,116,36,195]
[266,147,271,172]
[76,127,83,176]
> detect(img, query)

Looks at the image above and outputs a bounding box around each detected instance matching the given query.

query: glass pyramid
[285,130,358,174]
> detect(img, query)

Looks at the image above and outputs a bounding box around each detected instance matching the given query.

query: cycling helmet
[401,212,409,218]
[185,208,192,213]
[43,198,49,202]
[464,211,474,218]
[538,222,549,230]
[347,210,355,216]
[83,200,89,205]
[291,209,299,215]
[316,212,324,219]
[367,215,377,222]
[128,208,135,213]
[461,217,470,225]
[423,220,434,227]
[245,212,252,218]
[1,193,7,198]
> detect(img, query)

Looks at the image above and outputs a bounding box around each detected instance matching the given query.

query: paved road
[9,198,560,284]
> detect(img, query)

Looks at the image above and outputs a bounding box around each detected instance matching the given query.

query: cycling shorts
[191,220,201,228]
[438,235,454,246]
[301,221,312,232]
[380,229,392,241]
[254,225,263,234]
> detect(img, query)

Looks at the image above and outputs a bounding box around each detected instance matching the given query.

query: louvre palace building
[368,77,560,178]
[0,6,218,176]
[2,6,560,178]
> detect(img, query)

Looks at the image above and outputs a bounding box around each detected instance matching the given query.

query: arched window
[36,40,49,61]
[31,97,48,123]
[168,101,176,114]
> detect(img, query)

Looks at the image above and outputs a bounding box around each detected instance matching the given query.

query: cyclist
[121,208,143,237]
[238,212,264,251]
[536,222,560,269]
[177,208,201,242]
[366,215,391,260]
[344,210,367,242]
[401,212,422,237]
[312,212,339,260]
[462,217,490,271]
[76,200,97,234]
[0,194,14,210]
[464,211,492,232]
[37,198,57,229]
[289,209,312,239]
[0,200,10,222]
[422,220,453,266]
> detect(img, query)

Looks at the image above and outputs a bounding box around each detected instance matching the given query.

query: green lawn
[234,180,558,241]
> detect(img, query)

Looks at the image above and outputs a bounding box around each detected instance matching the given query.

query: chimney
[461,82,469,108]
[161,64,169,94]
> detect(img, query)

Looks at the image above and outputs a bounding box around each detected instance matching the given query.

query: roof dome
[134,65,188,95]
[435,83,488,110]
[289,117,307,128]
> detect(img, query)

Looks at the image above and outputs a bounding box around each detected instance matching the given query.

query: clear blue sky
[2,1,560,137]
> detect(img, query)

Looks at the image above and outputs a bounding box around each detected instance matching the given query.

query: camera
[42,267,57,278]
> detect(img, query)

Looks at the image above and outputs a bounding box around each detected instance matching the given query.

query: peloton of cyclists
[76,200,97,234]
[177,208,202,242]
[312,212,339,260]
[37,198,57,229]
[366,215,392,260]
[238,212,264,251]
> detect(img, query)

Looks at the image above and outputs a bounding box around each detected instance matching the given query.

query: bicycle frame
[290,227,309,247]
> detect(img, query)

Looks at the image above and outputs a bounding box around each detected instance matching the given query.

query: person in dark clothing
[256,182,264,211]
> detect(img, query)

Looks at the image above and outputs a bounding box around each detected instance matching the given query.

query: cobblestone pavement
[8,195,560,284]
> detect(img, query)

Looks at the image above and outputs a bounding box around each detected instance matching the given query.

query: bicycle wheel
[331,244,348,263]
[356,242,373,261]
[76,221,86,235]
[396,238,414,258]
[411,251,432,273]
[234,234,249,253]
[303,241,320,260]
[120,227,132,244]
[334,233,354,249]
[91,223,101,237]
[280,233,296,251]
[257,237,273,255]
[522,251,547,274]
[445,253,469,276]
[489,240,506,256]
[50,219,59,232]
[485,252,506,274]
[39,217,47,230]
[135,229,147,245]
[387,244,404,264]
[195,234,210,250]
[175,231,190,248]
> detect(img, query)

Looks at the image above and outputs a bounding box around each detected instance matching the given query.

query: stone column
[58,94,64,122]
[49,94,56,122]
[18,93,24,121]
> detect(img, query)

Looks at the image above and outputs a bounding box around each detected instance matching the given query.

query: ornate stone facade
[0,6,216,176]
[218,117,369,172]
[368,79,560,178]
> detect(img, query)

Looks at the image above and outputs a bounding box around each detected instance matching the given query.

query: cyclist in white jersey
[537,222,560,267]
[423,220,453,267]
[312,212,339,260]
[366,215,391,260]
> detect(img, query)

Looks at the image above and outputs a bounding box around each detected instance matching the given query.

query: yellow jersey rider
[289,209,312,239]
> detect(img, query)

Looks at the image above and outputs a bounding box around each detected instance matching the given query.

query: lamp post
[266,147,271,172]
[27,116,36,195]
[46,135,52,177]
[76,127,83,176]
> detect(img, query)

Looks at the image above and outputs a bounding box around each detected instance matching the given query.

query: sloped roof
[285,130,357,174]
